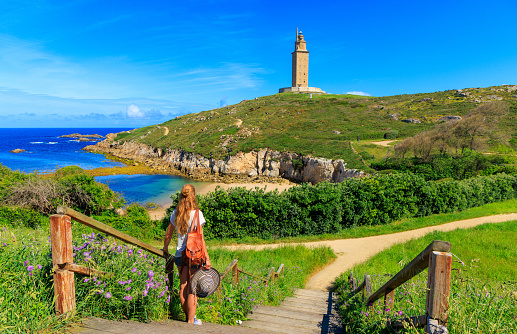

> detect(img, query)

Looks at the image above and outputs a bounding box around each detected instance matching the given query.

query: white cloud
[346,91,371,96]
[126,104,145,118]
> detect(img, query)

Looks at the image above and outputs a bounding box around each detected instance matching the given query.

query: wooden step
[284,296,330,308]
[243,320,318,334]
[291,293,337,303]
[281,300,333,313]
[294,289,332,299]
[252,305,324,323]
[248,313,322,331]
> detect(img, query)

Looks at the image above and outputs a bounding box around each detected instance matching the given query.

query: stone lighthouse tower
[292,28,309,87]
[279,29,325,94]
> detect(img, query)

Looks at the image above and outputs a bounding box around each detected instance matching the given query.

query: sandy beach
[147,182,296,220]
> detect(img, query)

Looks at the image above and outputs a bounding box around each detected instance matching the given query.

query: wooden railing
[218,259,284,292]
[51,206,285,315]
[349,240,452,334]
[51,206,173,315]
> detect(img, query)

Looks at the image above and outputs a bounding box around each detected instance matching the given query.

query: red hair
[175,184,198,234]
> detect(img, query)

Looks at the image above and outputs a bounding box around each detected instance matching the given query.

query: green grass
[202,198,517,247]
[113,85,517,170]
[334,220,517,333]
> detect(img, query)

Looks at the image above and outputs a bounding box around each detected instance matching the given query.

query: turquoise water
[95,174,211,207]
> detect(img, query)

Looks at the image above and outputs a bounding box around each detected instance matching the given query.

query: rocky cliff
[83,133,363,184]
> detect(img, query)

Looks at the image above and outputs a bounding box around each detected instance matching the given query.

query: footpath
[73,213,517,333]
[226,213,517,291]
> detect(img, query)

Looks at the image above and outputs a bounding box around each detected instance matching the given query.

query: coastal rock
[401,118,421,124]
[438,115,462,122]
[10,149,26,153]
[59,133,104,139]
[83,134,364,184]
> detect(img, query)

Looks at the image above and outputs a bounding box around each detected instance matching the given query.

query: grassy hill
[115,85,517,170]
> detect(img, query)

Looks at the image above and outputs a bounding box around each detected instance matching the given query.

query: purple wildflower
[143,290,148,297]
[37,264,42,270]
[27,265,34,272]
[126,286,132,291]
[105,292,112,299]
[123,295,133,301]
[83,278,90,283]
[166,295,170,303]
[148,270,154,279]
[2,243,6,247]
[398,310,403,316]
[24,261,29,267]
[131,268,137,273]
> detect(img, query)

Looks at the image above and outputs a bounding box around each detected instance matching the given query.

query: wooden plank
[275,264,284,278]
[367,240,451,305]
[266,267,275,284]
[248,313,321,331]
[283,297,329,308]
[57,206,165,259]
[426,252,452,324]
[57,263,113,278]
[221,259,238,280]
[252,305,324,323]
[50,214,75,315]
[294,289,332,299]
[243,319,318,334]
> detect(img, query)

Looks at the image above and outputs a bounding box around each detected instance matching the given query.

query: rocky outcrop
[83,134,363,184]
[10,149,26,153]
[59,133,104,139]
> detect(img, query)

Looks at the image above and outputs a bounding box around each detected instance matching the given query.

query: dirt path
[371,139,399,147]
[224,213,517,291]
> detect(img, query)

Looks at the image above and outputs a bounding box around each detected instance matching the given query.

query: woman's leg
[178,265,189,318]
[186,267,199,323]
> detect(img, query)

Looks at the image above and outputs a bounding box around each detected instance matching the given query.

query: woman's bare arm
[163,223,174,255]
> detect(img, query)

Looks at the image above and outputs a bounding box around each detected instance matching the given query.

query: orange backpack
[183,210,207,268]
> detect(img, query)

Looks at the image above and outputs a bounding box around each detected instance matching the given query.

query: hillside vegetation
[115,85,517,170]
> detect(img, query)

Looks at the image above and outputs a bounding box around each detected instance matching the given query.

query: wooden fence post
[50,214,75,315]
[165,255,175,317]
[384,288,395,312]
[232,262,239,285]
[426,251,452,325]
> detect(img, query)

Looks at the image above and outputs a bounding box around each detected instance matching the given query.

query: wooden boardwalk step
[283,296,330,308]
[248,313,323,331]
[294,289,333,299]
[244,320,319,334]
[241,289,343,333]
[74,317,269,334]
[252,305,324,322]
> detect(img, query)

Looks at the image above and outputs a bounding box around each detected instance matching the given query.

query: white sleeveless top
[170,209,206,258]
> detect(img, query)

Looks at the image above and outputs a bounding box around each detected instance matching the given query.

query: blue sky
[1,0,517,128]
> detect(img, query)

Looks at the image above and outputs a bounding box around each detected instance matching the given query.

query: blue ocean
[0,128,209,206]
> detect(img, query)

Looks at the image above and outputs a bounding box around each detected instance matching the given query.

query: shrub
[359,151,374,160]
[0,206,48,228]
[383,130,399,139]
[170,173,517,240]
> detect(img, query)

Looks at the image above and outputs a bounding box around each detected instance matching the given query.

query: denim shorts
[175,256,202,269]
[174,256,184,267]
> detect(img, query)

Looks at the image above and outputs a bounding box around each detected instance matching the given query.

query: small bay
[94,174,211,207]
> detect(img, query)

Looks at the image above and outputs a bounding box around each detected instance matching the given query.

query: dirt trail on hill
[371,139,399,146]
[223,213,517,291]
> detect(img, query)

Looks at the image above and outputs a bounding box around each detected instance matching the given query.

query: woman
[163,184,211,325]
